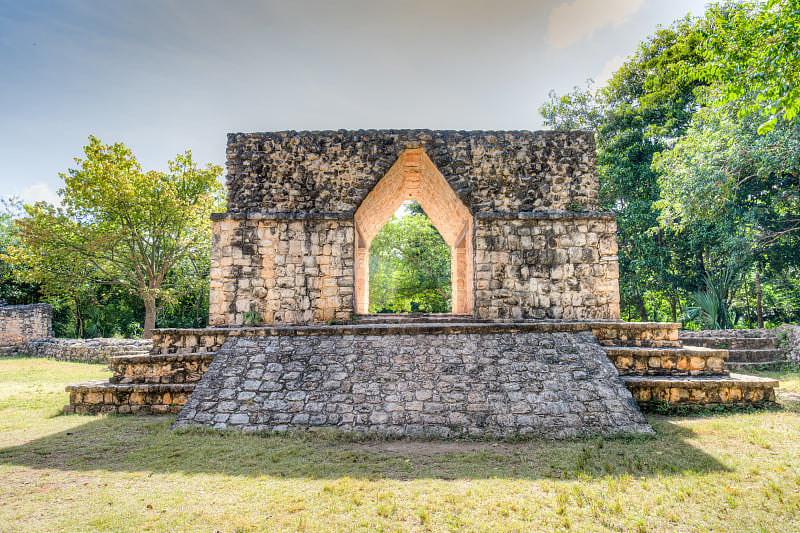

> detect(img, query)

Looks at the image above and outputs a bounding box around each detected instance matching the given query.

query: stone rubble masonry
[777,324,800,363]
[223,130,599,217]
[0,303,52,346]
[210,129,619,326]
[9,337,153,363]
[173,328,654,438]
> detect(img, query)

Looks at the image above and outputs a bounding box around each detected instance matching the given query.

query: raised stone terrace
[65,318,778,422]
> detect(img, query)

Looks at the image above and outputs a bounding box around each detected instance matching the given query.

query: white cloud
[547,0,644,49]
[18,183,60,205]
[594,54,628,87]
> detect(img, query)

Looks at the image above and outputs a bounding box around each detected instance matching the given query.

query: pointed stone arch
[354,148,474,314]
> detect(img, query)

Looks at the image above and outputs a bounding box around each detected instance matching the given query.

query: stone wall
[12,338,152,363]
[474,214,620,320]
[0,303,52,344]
[174,328,652,437]
[777,325,800,363]
[224,130,599,217]
[209,218,355,326]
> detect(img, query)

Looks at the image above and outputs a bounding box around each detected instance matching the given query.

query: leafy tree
[369,204,451,313]
[0,198,41,304]
[653,92,800,326]
[541,16,708,321]
[694,0,800,133]
[11,136,223,337]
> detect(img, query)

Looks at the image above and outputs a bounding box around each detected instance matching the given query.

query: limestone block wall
[778,325,800,363]
[474,214,620,320]
[209,217,355,326]
[0,303,53,344]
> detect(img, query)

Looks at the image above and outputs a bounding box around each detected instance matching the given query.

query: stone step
[108,352,216,384]
[64,380,195,414]
[622,373,778,407]
[355,314,486,324]
[0,344,20,356]
[680,336,776,350]
[725,349,786,363]
[726,360,792,371]
[604,346,728,376]
[593,322,682,347]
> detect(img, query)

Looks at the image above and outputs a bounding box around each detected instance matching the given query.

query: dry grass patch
[1,357,799,532]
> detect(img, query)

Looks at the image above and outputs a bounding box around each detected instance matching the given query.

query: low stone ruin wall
[777,325,800,363]
[174,326,653,438]
[679,328,775,338]
[10,338,153,363]
[0,303,53,344]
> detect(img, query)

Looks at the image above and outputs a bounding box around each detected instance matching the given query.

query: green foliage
[693,0,800,133]
[541,1,800,326]
[243,310,263,327]
[369,204,451,313]
[0,198,40,304]
[684,270,740,329]
[6,136,224,337]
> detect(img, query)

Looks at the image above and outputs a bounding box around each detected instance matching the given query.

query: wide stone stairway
[65,319,778,415]
[599,324,778,406]
[679,329,788,371]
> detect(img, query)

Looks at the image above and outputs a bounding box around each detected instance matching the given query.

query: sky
[0,0,710,205]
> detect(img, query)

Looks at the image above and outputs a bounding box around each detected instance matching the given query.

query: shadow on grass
[0,414,729,481]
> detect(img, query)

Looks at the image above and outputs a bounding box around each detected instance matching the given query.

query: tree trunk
[669,295,677,323]
[143,298,157,339]
[74,295,84,338]
[634,294,649,322]
[755,266,764,328]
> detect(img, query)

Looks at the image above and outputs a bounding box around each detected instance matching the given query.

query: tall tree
[12,137,223,337]
[693,0,800,133]
[540,15,709,321]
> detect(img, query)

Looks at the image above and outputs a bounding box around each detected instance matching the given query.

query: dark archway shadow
[0,414,730,481]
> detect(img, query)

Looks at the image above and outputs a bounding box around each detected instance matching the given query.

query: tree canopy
[540,0,800,327]
[693,0,800,133]
[7,137,223,337]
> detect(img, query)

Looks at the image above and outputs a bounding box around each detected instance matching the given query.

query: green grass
[1,357,800,532]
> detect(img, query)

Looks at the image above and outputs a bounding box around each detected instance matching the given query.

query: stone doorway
[354,148,474,315]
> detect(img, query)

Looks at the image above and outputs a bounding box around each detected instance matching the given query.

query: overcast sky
[0,0,710,204]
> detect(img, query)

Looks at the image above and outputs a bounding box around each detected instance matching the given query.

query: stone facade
[174,327,652,437]
[210,218,355,325]
[0,303,52,345]
[474,215,619,319]
[210,129,619,325]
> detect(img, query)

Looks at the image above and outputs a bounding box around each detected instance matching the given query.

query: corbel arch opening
[354,148,474,314]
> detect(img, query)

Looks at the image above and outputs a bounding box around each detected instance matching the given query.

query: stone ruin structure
[209,130,619,324]
[0,303,53,355]
[65,130,779,437]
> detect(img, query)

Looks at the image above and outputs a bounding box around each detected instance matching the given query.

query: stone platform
[64,319,779,429]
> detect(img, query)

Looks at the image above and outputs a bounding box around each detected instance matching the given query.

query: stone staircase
[679,329,788,371]
[64,342,217,414]
[601,324,778,407]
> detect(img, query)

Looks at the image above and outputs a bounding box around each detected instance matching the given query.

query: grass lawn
[1,357,799,533]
